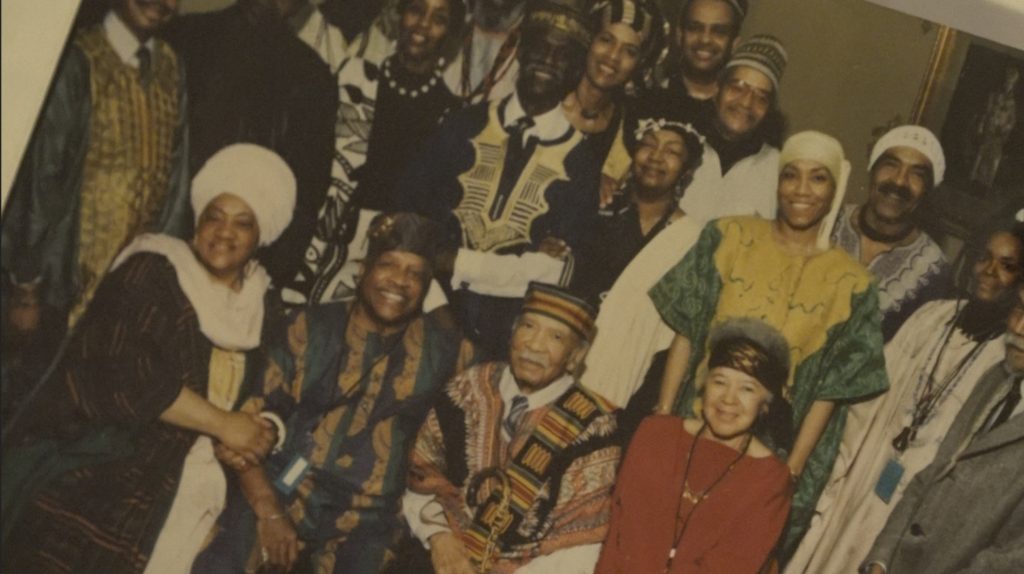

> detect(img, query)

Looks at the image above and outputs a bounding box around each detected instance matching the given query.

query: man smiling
[661,0,747,123]
[395,0,602,359]
[832,126,951,341]
[677,34,789,224]
[194,212,475,573]
[403,283,620,573]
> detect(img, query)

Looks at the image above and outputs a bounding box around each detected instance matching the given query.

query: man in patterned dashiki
[194,212,475,574]
[831,125,952,341]
[393,0,602,360]
[403,282,620,573]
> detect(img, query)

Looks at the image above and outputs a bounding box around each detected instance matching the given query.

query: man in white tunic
[678,34,787,224]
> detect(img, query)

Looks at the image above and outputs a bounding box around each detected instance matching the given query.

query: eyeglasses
[723,78,773,109]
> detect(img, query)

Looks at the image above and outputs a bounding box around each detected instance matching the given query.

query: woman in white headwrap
[2,144,296,574]
[648,131,889,563]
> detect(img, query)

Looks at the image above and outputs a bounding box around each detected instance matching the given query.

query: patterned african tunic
[407,362,621,573]
[2,254,235,574]
[197,302,474,573]
[1,23,190,320]
[649,216,888,559]
[832,204,951,341]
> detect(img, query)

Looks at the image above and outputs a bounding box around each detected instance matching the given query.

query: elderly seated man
[402,283,621,573]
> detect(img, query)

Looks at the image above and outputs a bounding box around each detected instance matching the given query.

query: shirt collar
[499,365,575,414]
[501,92,573,143]
[104,11,156,68]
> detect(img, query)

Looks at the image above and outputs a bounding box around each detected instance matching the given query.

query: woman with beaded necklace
[596,318,794,573]
[295,0,465,304]
[563,0,667,207]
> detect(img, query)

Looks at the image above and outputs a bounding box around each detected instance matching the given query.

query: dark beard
[956,297,1013,342]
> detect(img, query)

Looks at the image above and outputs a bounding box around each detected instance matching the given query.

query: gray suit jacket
[865,362,1024,573]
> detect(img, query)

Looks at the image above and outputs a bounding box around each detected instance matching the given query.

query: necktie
[983,376,1022,432]
[489,116,536,221]
[504,395,529,437]
[136,45,152,86]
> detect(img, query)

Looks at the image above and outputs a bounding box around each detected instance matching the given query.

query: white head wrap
[868,125,945,186]
[190,144,297,246]
[778,130,851,250]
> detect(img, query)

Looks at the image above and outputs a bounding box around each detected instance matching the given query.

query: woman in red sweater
[596,317,795,573]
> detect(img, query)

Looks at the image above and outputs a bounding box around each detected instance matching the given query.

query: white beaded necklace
[382,56,446,99]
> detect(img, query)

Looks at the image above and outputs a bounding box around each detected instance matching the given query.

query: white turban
[868,125,945,185]
[190,144,297,246]
[778,130,851,251]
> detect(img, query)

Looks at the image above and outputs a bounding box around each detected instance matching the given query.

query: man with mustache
[395,0,602,360]
[192,212,475,573]
[861,279,1024,574]
[2,0,191,418]
[674,34,789,224]
[402,283,620,573]
[832,126,951,341]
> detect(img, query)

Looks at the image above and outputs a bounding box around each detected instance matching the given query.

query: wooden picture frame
[912,28,1024,249]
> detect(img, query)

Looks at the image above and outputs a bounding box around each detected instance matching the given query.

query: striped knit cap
[521,282,598,341]
[724,34,788,91]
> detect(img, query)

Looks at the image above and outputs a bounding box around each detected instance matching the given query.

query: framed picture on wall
[939,43,1024,197]
[912,32,1024,248]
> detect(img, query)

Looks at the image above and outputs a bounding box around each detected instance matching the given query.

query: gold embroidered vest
[70,26,180,326]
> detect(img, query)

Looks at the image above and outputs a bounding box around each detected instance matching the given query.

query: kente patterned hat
[724,34,788,91]
[521,282,598,341]
[524,0,594,49]
[868,125,946,185]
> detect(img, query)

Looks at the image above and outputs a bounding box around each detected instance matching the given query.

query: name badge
[274,455,311,495]
[873,458,905,504]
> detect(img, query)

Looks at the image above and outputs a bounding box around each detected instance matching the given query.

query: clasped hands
[213,412,277,471]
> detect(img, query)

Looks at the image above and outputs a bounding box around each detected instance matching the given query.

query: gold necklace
[666,423,751,571]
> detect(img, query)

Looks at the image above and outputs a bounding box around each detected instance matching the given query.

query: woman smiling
[596,318,794,573]
[2,144,296,574]
[649,131,889,562]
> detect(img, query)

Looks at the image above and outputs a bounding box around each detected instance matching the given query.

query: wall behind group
[661,0,943,204]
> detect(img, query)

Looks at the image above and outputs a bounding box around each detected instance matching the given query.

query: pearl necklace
[382,56,446,99]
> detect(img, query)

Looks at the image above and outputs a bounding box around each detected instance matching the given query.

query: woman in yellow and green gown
[649,131,889,563]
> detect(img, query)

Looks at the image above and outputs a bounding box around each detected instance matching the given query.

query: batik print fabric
[832,204,950,341]
[649,216,888,560]
[204,302,473,573]
[408,362,620,573]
